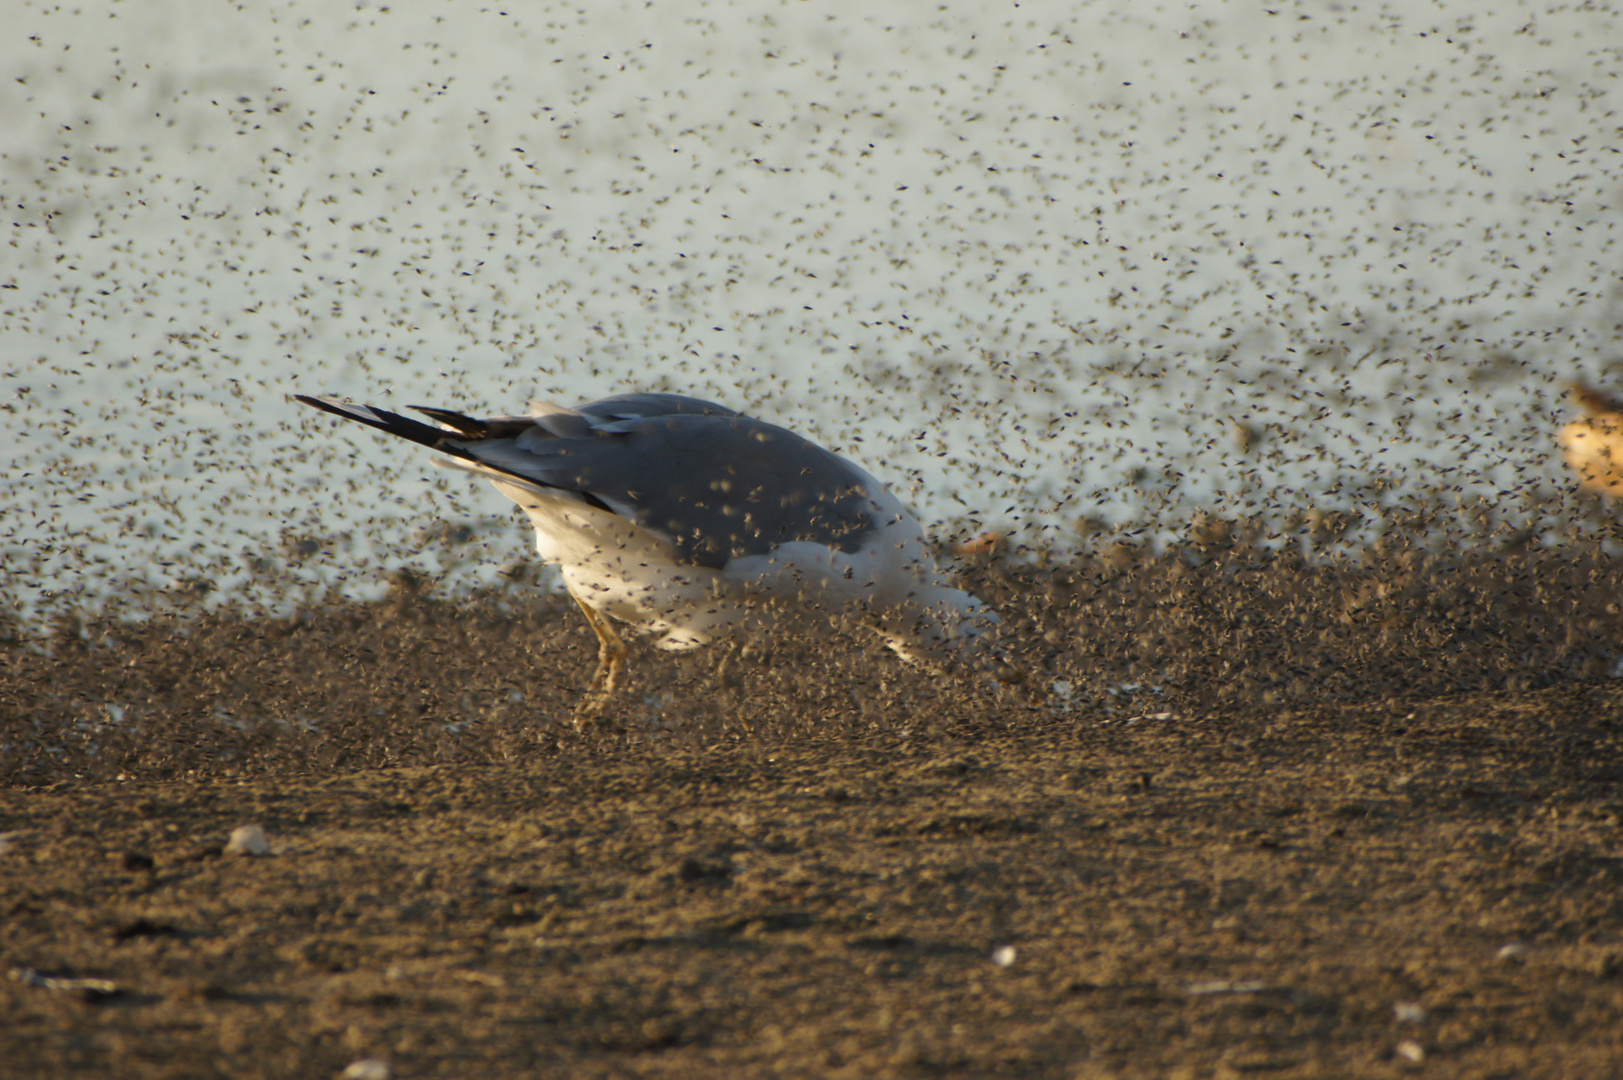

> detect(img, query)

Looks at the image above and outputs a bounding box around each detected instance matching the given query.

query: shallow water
[2,0,1619,620]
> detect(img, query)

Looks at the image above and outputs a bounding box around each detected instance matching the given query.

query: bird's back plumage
[1558,383,1623,499]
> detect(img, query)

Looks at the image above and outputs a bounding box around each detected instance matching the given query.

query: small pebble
[1393,1002,1427,1023]
[1496,942,1530,963]
[990,945,1017,968]
[1186,979,1271,995]
[1396,1040,1425,1063]
[341,1060,392,1080]
[224,825,273,857]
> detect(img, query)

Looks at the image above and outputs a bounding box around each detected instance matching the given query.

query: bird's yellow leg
[572,594,628,728]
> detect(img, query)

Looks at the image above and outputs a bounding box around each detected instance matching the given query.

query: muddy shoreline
[4,550,1622,1077]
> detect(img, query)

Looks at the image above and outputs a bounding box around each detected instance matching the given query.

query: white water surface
[3,0,1619,618]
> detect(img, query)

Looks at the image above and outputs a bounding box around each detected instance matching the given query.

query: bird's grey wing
[469,414,880,569]
[574,393,739,422]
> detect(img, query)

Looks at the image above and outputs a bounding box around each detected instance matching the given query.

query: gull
[1557,383,1623,499]
[294,391,1008,723]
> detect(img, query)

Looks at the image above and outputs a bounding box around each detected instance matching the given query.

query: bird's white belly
[495,481,737,649]
[491,476,988,661]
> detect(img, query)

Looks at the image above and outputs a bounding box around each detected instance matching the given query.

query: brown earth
[3,543,1623,1078]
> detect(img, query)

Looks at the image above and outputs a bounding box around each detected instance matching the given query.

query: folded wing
[295,393,881,569]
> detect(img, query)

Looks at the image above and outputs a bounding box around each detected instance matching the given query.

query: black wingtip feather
[294,394,473,456]
[408,405,492,438]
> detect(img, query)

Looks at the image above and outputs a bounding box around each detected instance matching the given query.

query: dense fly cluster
[1,5,1619,755]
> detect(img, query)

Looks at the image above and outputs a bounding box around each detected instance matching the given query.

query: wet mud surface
[4,546,1623,1077]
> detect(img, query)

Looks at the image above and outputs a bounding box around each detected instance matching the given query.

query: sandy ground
[3,546,1622,1078]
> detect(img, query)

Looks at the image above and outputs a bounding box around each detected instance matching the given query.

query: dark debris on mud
[2,544,1622,1079]
[2,542,1618,785]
